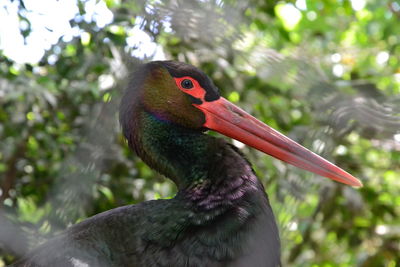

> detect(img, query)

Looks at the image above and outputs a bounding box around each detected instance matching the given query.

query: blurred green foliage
[0,0,399,266]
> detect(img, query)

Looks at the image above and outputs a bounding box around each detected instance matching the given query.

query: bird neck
[135,108,268,200]
[132,109,213,188]
[132,108,268,204]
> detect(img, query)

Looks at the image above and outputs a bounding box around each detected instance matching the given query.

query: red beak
[195,97,362,187]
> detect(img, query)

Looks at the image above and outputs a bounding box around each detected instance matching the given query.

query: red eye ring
[175,77,206,100]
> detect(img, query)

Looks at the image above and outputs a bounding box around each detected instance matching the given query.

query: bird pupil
[181,79,193,89]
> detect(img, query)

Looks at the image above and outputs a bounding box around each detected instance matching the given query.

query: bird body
[10,61,361,267]
[13,146,280,266]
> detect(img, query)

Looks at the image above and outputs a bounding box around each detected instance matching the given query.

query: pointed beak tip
[337,174,363,187]
[353,179,363,188]
[343,176,363,187]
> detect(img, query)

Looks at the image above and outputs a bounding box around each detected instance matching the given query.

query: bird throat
[135,109,211,188]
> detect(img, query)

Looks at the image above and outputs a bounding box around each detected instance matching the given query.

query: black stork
[10,61,362,267]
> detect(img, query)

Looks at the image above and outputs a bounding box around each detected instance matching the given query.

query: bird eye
[181,79,194,89]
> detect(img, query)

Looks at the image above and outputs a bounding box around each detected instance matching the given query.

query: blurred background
[0,0,399,266]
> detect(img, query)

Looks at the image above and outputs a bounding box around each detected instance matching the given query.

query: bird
[9,60,362,267]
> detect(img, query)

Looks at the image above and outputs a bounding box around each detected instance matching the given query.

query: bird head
[120,60,362,187]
